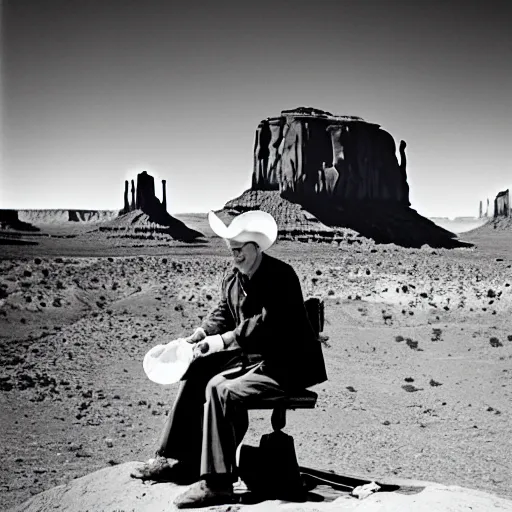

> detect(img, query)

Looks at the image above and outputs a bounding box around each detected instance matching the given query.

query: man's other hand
[185,327,207,344]
[192,335,224,359]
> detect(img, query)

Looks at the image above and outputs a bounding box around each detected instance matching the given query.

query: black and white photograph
[1,1,511,510]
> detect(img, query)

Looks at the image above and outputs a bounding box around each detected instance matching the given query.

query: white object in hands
[194,334,224,357]
[143,338,194,385]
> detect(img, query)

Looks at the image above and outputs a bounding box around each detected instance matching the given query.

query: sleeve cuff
[208,335,224,353]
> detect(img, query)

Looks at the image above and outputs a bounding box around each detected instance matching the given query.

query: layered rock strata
[226,107,469,248]
[0,210,40,232]
[252,107,409,206]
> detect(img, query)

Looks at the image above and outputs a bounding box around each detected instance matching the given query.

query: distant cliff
[114,171,203,241]
[223,107,470,249]
[18,210,119,224]
[253,106,409,207]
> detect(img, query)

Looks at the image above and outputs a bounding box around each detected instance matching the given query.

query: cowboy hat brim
[208,210,278,252]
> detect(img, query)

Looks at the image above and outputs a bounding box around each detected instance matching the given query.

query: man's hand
[185,327,207,344]
[220,331,236,348]
[192,335,224,359]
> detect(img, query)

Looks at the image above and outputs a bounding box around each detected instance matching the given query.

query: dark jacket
[201,253,327,389]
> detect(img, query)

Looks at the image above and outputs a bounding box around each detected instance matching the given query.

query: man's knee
[206,376,245,404]
[205,374,227,400]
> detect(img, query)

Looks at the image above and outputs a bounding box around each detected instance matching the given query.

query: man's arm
[224,263,303,354]
[199,274,236,336]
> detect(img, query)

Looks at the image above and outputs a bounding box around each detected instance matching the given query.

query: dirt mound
[467,216,512,234]
[428,217,488,234]
[8,461,512,512]
[220,190,361,243]
[96,210,204,242]
[219,190,470,249]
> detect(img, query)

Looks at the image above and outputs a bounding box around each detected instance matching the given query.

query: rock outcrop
[252,107,409,206]
[162,180,167,211]
[116,172,203,242]
[123,181,130,213]
[226,107,470,248]
[0,210,40,232]
[131,180,136,211]
[494,189,510,217]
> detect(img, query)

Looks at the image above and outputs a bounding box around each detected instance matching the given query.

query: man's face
[227,240,259,274]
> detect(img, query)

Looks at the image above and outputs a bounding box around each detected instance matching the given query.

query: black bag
[237,432,306,500]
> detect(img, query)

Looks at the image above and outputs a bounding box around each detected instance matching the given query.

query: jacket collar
[234,252,269,282]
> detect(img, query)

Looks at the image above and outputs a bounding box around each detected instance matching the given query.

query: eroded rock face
[0,210,40,232]
[123,181,130,213]
[252,108,409,206]
[116,172,203,241]
[494,189,510,217]
[224,107,471,249]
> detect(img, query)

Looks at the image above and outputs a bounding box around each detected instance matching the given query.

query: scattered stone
[490,337,503,347]
[75,450,92,458]
[406,338,421,350]
[402,384,422,393]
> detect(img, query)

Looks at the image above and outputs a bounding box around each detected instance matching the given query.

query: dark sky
[2,0,511,216]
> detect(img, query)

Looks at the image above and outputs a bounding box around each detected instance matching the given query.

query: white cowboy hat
[208,210,278,252]
[143,339,194,385]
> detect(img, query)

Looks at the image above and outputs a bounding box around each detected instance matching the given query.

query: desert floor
[1,219,511,510]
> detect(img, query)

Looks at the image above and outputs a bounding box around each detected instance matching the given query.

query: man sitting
[132,210,327,508]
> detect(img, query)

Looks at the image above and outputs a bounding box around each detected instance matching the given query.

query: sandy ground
[1,222,511,510]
